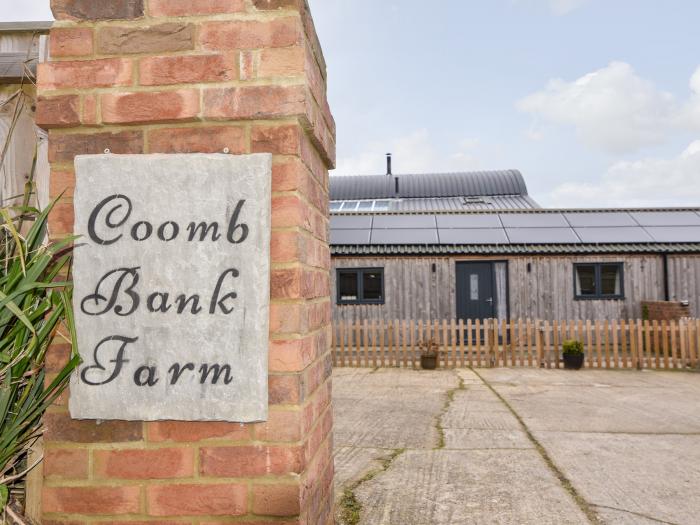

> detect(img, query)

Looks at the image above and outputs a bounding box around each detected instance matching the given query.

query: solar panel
[371,229,439,244]
[630,211,700,226]
[330,229,371,244]
[645,227,700,243]
[564,212,637,227]
[438,228,509,244]
[500,213,569,228]
[373,215,436,229]
[436,214,502,229]
[506,228,580,244]
[330,215,373,229]
[574,227,653,243]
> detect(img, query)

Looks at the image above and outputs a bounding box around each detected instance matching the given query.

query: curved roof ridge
[330,170,528,200]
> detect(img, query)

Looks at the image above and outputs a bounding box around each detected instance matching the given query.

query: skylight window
[330,200,394,213]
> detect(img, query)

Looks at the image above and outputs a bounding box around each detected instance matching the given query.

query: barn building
[329,166,700,324]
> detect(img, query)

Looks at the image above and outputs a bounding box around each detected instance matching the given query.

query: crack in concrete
[337,448,406,525]
[471,368,604,525]
[434,370,466,450]
[592,503,681,525]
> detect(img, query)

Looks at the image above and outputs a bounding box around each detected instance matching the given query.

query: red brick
[254,409,303,442]
[51,0,144,20]
[272,194,312,229]
[147,421,250,442]
[44,412,142,443]
[36,95,80,129]
[43,486,141,514]
[94,448,194,479]
[149,126,246,155]
[204,85,306,120]
[45,343,73,373]
[149,0,245,16]
[269,373,302,405]
[270,302,304,333]
[49,202,74,236]
[252,483,300,517]
[83,94,98,126]
[48,130,143,163]
[147,484,247,516]
[39,58,132,91]
[271,268,302,300]
[270,336,314,372]
[258,46,305,78]
[239,50,255,80]
[49,27,93,57]
[140,54,237,86]
[101,89,199,125]
[44,448,89,479]
[200,445,302,477]
[252,124,302,155]
[201,18,300,50]
[271,231,306,264]
[252,0,301,9]
[98,24,194,55]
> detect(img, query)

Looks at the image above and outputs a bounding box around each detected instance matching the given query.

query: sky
[7,0,700,208]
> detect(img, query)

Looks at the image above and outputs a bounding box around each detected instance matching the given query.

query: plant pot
[563,352,584,370]
[420,354,438,370]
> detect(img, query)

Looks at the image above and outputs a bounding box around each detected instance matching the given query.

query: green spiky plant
[0,195,80,513]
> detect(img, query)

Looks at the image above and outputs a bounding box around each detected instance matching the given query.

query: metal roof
[332,195,539,212]
[332,243,700,256]
[330,208,700,252]
[0,22,52,33]
[330,170,529,201]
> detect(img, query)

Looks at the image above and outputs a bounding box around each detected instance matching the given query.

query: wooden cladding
[332,318,700,370]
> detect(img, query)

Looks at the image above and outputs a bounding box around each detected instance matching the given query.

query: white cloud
[544,140,700,207]
[518,62,685,154]
[333,130,483,176]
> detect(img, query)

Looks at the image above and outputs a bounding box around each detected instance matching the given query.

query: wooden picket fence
[332,318,700,370]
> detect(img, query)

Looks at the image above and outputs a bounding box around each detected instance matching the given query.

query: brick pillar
[37,1,335,523]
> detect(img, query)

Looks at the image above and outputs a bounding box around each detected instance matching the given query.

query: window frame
[336,267,385,305]
[573,262,625,300]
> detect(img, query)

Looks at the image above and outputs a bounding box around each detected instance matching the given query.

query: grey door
[456,262,495,321]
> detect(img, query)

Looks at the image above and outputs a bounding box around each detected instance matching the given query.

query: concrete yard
[332,367,700,525]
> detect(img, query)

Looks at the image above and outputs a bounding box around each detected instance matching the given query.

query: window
[331,200,394,213]
[574,263,624,299]
[337,268,384,304]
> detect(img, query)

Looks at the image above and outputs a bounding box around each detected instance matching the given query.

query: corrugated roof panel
[330,170,529,201]
[331,243,700,256]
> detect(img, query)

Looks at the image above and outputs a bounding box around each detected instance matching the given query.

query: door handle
[485,297,493,304]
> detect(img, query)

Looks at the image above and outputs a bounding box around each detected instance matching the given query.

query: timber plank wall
[331,254,700,323]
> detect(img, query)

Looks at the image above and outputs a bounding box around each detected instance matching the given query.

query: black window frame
[336,268,385,305]
[573,262,625,300]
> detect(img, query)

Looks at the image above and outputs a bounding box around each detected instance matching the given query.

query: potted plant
[562,339,585,370]
[419,339,439,370]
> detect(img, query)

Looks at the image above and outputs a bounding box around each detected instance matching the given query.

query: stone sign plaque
[69,154,271,422]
